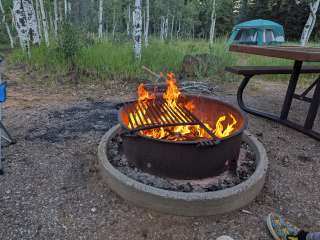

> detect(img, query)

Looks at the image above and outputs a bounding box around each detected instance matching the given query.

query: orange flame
[138,83,155,102]
[163,72,181,107]
[133,72,238,141]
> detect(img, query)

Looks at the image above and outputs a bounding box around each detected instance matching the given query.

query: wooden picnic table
[228,45,320,141]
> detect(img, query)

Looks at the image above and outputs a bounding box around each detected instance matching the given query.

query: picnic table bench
[226,45,320,141]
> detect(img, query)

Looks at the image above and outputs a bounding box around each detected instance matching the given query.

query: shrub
[57,22,82,66]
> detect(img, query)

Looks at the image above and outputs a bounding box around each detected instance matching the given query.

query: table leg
[304,78,320,129]
[280,61,303,120]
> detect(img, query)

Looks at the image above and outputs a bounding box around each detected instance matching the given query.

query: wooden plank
[229,45,320,62]
[225,65,320,75]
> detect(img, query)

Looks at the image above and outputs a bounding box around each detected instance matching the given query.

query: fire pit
[118,73,246,179]
[98,72,268,216]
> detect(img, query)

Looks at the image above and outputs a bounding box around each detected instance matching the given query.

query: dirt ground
[0,65,319,240]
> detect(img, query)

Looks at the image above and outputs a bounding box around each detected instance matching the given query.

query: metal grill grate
[122,99,216,138]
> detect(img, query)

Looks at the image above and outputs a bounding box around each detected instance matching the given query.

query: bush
[57,22,82,65]
[207,40,237,80]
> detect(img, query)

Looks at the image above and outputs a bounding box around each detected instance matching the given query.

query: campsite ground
[0,63,319,240]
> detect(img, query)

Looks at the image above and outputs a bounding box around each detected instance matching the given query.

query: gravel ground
[0,66,320,240]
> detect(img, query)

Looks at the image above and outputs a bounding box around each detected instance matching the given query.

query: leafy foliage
[57,22,81,64]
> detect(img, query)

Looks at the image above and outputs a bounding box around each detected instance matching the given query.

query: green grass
[8,37,319,84]
[75,40,192,81]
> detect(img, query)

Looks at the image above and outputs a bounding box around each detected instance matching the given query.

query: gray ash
[107,135,256,193]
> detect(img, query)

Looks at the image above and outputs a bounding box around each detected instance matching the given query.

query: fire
[163,72,181,107]
[214,114,238,138]
[138,83,155,102]
[132,72,238,141]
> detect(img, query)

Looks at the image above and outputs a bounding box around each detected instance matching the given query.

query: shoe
[267,213,305,240]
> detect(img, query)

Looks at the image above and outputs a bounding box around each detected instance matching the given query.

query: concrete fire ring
[98,125,268,216]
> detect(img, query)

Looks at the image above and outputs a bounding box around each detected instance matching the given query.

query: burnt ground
[0,65,320,240]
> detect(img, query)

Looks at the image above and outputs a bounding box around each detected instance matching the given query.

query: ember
[133,72,238,141]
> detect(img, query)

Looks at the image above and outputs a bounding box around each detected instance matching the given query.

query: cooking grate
[121,99,216,139]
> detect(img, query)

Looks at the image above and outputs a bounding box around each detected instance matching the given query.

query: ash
[107,135,256,193]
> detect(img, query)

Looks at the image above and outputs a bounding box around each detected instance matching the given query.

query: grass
[75,40,192,81]
[8,37,319,84]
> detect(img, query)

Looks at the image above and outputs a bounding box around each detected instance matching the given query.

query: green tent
[228,19,285,46]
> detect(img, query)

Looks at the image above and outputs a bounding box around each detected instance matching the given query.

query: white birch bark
[13,0,28,50]
[164,16,168,40]
[143,10,145,33]
[35,0,42,40]
[192,23,195,39]
[0,0,14,48]
[59,1,63,22]
[170,15,174,40]
[48,10,53,32]
[98,0,103,38]
[13,0,40,50]
[112,9,117,39]
[53,0,58,37]
[160,17,164,40]
[144,0,149,47]
[209,0,216,46]
[127,4,131,36]
[64,0,67,17]
[67,1,71,14]
[300,0,320,46]
[39,0,49,46]
[176,19,180,39]
[133,0,142,60]
[24,0,40,44]
[10,7,15,27]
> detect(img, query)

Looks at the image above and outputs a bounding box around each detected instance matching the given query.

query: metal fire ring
[98,124,268,216]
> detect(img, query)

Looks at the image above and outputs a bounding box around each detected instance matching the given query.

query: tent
[228,19,285,46]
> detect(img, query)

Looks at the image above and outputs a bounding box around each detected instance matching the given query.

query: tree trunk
[48,9,53,32]
[112,9,116,39]
[35,0,42,40]
[192,23,195,39]
[176,19,180,39]
[10,8,15,27]
[59,1,63,22]
[0,0,14,48]
[238,0,248,23]
[160,16,164,40]
[127,4,131,36]
[133,0,142,60]
[170,15,174,40]
[64,0,67,17]
[209,0,216,46]
[67,1,71,14]
[24,0,40,44]
[144,0,149,47]
[13,0,40,50]
[39,0,49,46]
[98,0,103,38]
[54,0,58,37]
[164,16,168,40]
[300,0,320,46]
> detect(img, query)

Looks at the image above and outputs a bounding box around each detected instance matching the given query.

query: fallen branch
[142,66,217,95]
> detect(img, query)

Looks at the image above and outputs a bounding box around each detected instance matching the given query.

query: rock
[216,236,234,240]
[298,154,312,163]
[256,132,263,137]
[180,54,211,78]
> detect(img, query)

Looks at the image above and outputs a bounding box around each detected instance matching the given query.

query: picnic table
[226,45,320,141]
